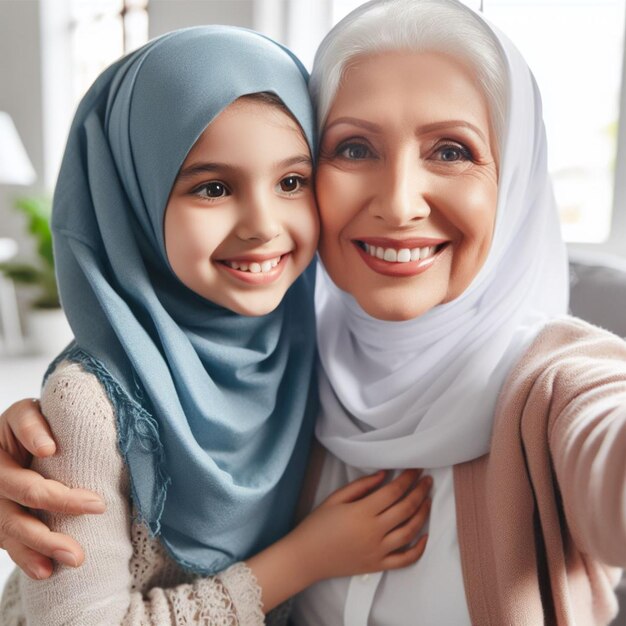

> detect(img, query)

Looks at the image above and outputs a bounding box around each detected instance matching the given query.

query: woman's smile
[353,239,450,277]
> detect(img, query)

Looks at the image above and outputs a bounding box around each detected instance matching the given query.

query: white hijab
[314,17,569,470]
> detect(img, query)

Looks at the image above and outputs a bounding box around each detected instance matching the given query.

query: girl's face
[165,97,319,316]
[317,51,499,321]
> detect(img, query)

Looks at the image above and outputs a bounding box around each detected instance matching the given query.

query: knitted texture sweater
[0,361,288,625]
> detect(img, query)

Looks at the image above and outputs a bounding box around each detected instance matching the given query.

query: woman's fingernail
[33,434,55,452]
[52,550,78,567]
[82,500,106,514]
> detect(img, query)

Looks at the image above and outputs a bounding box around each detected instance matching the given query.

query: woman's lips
[353,239,448,277]
[217,252,290,285]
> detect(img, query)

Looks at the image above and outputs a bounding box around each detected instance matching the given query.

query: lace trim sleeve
[217,562,265,626]
[124,562,264,626]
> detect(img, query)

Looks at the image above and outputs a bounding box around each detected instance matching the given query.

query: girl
[0,25,431,625]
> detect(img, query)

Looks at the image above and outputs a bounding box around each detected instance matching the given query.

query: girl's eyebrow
[177,154,312,180]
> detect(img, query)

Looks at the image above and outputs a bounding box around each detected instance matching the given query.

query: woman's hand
[0,398,106,579]
[247,468,431,612]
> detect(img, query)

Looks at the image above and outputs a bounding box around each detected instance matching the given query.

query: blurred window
[70,0,149,102]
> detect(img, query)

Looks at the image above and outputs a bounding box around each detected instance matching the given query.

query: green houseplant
[0,196,59,309]
[0,196,72,355]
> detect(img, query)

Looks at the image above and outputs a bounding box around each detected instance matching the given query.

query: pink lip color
[217,253,289,285]
[354,242,447,277]
[221,251,290,264]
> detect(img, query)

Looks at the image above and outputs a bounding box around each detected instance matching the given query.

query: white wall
[0,0,44,257]
[148,0,254,37]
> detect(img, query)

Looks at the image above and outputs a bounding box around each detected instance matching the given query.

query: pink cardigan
[300,317,625,624]
[454,317,625,625]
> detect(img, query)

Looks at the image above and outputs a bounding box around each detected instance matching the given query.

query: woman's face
[165,97,319,316]
[317,51,499,321]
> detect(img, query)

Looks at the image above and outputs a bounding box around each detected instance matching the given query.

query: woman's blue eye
[437,144,472,162]
[338,143,372,160]
[196,181,228,198]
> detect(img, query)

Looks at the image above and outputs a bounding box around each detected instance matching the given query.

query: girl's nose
[235,191,282,243]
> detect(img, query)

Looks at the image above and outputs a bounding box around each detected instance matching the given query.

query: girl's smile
[217,251,291,284]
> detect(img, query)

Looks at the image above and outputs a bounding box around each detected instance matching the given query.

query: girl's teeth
[225,257,281,273]
[363,243,439,263]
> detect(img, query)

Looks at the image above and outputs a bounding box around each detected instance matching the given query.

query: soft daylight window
[332,0,626,243]
[71,0,149,103]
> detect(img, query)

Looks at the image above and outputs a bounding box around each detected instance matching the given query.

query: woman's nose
[235,191,282,243]
[369,153,431,226]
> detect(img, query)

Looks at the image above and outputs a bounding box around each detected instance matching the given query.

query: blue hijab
[48,26,318,574]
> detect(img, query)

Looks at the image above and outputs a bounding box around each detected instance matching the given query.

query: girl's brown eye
[193,180,230,200]
[278,176,303,193]
[204,181,227,197]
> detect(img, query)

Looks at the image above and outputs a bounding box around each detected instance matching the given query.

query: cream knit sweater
[0,361,287,626]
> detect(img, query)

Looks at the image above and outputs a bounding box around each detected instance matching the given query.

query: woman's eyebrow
[324,117,382,133]
[177,155,312,180]
[417,120,487,142]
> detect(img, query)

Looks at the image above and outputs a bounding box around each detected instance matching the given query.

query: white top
[291,448,471,626]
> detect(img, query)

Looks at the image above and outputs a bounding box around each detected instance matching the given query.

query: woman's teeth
[224,256,281,273]
[362,243,439,263]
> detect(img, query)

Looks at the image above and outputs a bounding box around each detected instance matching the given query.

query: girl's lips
[353,241,448,277]
[217,252,290,285]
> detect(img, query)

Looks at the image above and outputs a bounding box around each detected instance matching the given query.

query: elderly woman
[2,0,626,624]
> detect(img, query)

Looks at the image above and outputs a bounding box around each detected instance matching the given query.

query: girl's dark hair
[239,92,299,125]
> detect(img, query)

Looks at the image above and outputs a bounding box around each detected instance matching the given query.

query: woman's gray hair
[310,0,508,148]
